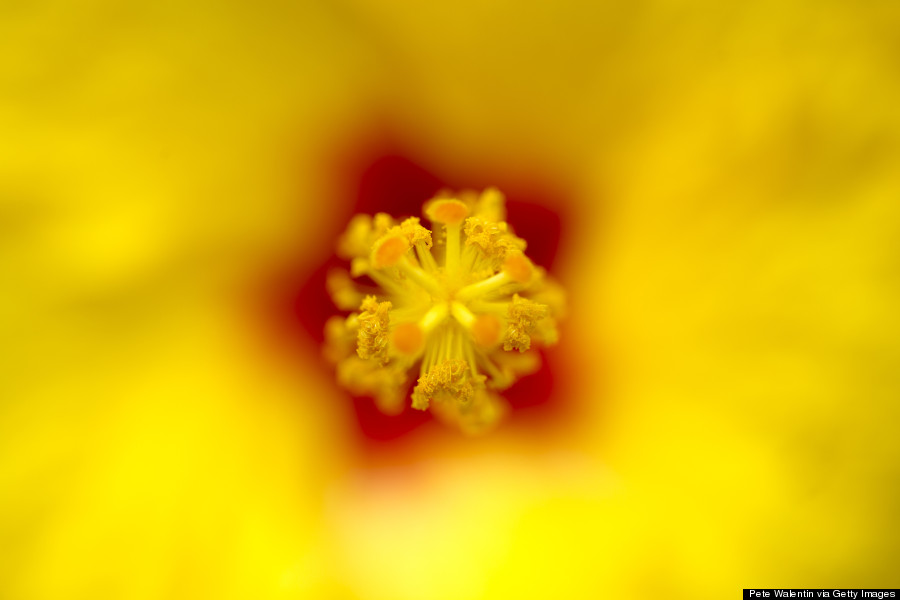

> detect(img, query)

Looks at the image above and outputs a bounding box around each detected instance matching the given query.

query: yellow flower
[3,0,900,598]
[326,189,564,433]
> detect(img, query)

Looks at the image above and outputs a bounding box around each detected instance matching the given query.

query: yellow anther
[503,294,550,352]
[398,217,433,249]
[356,296,392,364]
[411,359,477,410]
[463,217,526,266]
[463,217,504,251]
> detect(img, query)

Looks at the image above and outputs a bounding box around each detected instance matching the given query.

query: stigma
[324,188,565,434]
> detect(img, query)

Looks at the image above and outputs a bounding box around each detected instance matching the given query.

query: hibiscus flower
[1,1,899,599]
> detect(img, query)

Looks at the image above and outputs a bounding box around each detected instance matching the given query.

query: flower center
[324,188,565,434]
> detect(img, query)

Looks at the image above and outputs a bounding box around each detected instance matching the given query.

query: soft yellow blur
[2,0,899,598]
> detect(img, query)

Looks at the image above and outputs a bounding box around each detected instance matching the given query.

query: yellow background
[2,0,899,598]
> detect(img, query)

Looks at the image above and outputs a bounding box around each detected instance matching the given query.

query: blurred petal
[2,0,899,598]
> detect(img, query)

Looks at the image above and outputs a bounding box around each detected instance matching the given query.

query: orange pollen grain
[373,236,409,268]
[502,254,533,283]
[392,322,425,355]
[471,314,501,349]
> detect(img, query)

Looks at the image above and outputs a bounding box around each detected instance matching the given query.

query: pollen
[503,294,549,352]
[411,359,476,410]
[324,188,565,434]
[356,296,392,364]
